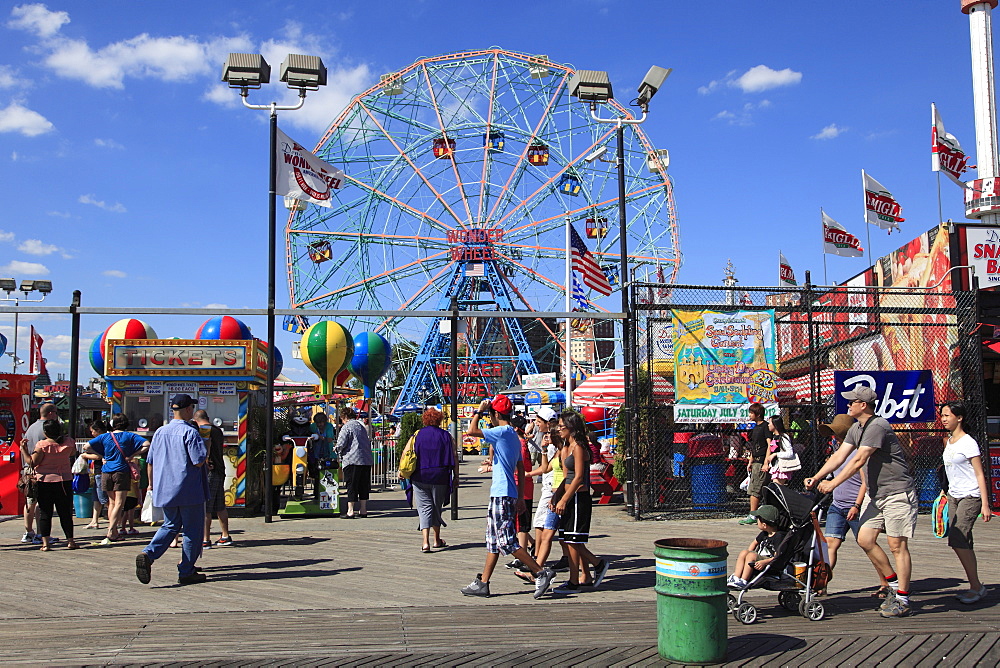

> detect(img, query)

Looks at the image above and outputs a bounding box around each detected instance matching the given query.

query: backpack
[71,472,90,494]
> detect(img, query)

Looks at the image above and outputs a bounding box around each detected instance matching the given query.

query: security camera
[585,146,609,163]
[636,66,672,110]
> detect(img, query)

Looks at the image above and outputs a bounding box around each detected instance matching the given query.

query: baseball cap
[510,414,527,431]
[840,384,877,406]
[490,394,513,415]
[535,406,557,422]
[751,505,782,526]
[170,394,197,410]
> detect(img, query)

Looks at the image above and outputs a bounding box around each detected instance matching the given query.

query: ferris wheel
[285,48,680,404]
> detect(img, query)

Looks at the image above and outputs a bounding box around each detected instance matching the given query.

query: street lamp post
[569,66,670,518]
[0,279,53,372]
[222,53,327,522]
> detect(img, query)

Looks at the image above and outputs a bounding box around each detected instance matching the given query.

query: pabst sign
[834,370,936,423]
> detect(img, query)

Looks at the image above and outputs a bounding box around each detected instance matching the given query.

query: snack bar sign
[965,225,1000,287]
[106,339,262,379]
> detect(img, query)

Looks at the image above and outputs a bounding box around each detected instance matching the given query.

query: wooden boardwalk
[1,466,997,666]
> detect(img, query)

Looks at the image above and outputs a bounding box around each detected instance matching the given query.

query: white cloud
[46,210,71,218]
[0,260,49,275]
[102,269,126,278]
[732,65,802,93]
[811,123,847,140]
[7,3,70,38]
[79,194,126,213]
[11,151,18,161]
[0,102,54,136]
[44,334,72,349]
[0,230,14,242]
[204,303,229,309]
[712,100,771,127]
[202,84,239,107]
[286,64,372,133]
[700,65,802,95]
[17,238,57,255]
[94,138,124,149]
[0,65,20,88]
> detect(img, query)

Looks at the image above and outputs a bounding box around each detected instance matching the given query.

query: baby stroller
[727,484,831,624]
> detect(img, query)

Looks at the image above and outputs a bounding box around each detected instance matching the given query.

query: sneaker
[20,532,35,544]
[593,559,610,588]
[178,571,207,585]
[553,581,581,594]
[214,537,234,547]
[879,589,897,611]
[100,537,113,546]
[202,541,212,549]
[533,567,556,599]
[726,574,738,586]
[958,585,988,604]
[551,556,569,572]
[460,574,491,597]
[135,552,152,584]
[879,597,911,618]
[505,558,524,570]
[738,514,757,525]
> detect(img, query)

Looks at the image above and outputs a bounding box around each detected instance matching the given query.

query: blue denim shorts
[543,507,560,531]
[93,474,109,506]
[825,503,860,541]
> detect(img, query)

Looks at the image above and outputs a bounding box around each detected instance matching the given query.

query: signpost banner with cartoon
[672,309,779,423]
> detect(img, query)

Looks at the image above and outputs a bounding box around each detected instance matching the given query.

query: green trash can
[654,537,728,664]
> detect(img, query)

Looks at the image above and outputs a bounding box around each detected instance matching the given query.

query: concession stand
[103,337,270,514]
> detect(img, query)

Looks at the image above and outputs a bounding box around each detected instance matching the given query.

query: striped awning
[524,390,566,405]
[782,370,837,402]
[572,368,674,407]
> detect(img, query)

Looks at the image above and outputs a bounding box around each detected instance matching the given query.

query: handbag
[398,433,417,479]
[17,467,37,498]
[140,489,164,524]
[110,431,141,482]
[931,492,949,538]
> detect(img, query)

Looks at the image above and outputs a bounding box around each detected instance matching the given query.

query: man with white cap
[135,394,208,586]
[806,385,917,617]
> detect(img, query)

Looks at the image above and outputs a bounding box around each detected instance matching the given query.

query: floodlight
[222,53,271,89]
[636,66,672,109]
[19,280,35,293]
[280,54,327,90]
[34,280,53,294]
[585,146,609,163]
[568,70,613,103]
[0,278,15,292]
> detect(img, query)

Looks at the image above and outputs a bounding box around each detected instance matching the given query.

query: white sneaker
[958,585,988,604]
[20,532,34,544]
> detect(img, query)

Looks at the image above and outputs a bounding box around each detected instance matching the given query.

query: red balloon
[580,406,608,424]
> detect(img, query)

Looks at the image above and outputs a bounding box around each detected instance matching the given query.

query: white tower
[963,0,1000,224]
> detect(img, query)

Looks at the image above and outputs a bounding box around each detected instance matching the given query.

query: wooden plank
[913,632,970,668]
[954,633,998,668]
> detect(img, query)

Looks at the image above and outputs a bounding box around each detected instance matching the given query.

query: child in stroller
[727,484,830,624]
[728,504,786,589]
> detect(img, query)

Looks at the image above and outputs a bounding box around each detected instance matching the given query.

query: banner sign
[964,225,1000,288]
[673,310,779,408]
[522,372,556,390]
[779,252,796,286]
[932,103,972,186]
[275,127,345,208]
[989,444,1000,508]
[863,170,904,232]
[106,339,267,382]
[834,370,936,423]
[822,211,864,257]
[674,402,778,424]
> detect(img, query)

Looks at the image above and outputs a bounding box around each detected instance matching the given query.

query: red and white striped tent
[572,368,674,407]
[780,370,837,402]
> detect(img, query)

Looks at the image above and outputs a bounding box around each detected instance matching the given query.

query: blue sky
[0,1,984,384]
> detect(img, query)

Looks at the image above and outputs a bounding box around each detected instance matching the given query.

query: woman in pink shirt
[30,420,79,550]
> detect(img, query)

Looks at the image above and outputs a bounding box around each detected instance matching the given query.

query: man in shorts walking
[462,395,556,599]
[195,409,232,548]
[739,403,771,524]
[806,385,917,617]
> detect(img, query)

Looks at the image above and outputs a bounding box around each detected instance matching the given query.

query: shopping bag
[140,491,164,524]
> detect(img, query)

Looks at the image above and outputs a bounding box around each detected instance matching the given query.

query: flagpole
[936,171,945,224]
[565,214,573,406]
[862,169,873,268]
[821,208,829,285]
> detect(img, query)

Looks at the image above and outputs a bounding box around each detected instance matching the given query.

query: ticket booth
[104,338,269,514]
[0,375,34,516]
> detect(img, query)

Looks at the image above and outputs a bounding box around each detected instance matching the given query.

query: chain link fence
[623,282,985,520]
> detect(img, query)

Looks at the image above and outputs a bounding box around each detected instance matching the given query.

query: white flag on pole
[931,103,973,187]
[822,210,864,257]
[862,170,904,233]
[779,251,797,286]
[275,127,345,207]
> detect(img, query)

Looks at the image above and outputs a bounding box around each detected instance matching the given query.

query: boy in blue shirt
[462,395,555,599]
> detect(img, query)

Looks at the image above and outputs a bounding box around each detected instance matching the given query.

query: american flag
[570,225,612,296]
[571,274,589,310]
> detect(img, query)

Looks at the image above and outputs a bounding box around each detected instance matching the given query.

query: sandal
[84,523,100,530]
[421,545,431,553]
[67,542,80,550]
[39,546,52,552]
[871,586,891,599]
[432,540,447,548]
[514,570,535,584]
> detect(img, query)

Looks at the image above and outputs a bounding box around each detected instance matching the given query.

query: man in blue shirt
[135,394,208,586]
[462,394,555,599]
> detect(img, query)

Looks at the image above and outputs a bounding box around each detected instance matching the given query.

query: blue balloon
[349,332,392,398]
[272,344,284,379]
[0,332,6,359]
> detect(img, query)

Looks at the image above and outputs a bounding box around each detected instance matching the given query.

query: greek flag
[571,274,589,310]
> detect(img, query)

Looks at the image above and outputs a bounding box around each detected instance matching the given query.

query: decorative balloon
[96,319,158,376]
[349,332,392,398]
[0,331,6,359]
[195,316,252,340]
[334,367,353,388]
[300,321,354,394]
[255,339,284,380]
[88,334,104,376]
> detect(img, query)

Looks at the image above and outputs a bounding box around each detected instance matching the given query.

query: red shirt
[519,437,534,499]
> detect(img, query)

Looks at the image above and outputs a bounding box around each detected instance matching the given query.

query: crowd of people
[731,386,992,617]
